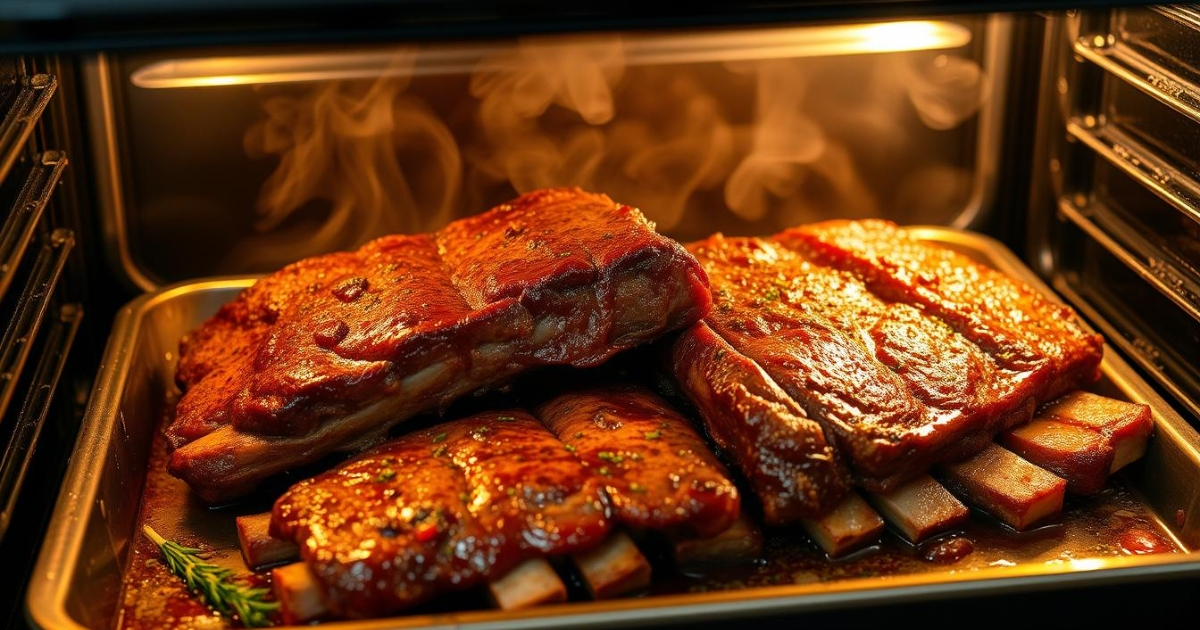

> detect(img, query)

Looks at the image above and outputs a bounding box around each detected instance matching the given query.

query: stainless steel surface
[26,228,1200,629]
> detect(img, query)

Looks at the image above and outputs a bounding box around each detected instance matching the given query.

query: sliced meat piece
[1000,420,1112,495]
[168,187,711,503]
[864,474,970,544]
[1000,391,1154,494]
[534,383,740,538]
[1037,391,1153,471]
[668,320,850,523]
[569,531,653,600]
[269,410,612,619]
[937,443,1067,531]
[776,219,1103,413]
[485,559,568,611]
[799,492,885,558]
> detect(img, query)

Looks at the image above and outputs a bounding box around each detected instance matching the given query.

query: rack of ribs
[670,220,1104,520]
[267,385,742,621]
[167,188,712,503]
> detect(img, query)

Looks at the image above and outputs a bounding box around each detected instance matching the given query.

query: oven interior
[2,3,1200,628]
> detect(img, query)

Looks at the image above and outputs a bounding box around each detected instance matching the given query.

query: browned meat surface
[534,384,741,537]
[168,188,712,503]
[776,220,1103,409]
[669,321,849,523]
[171,253,359,443]
[270,387,746,619]
[442,412,613,554]
[686,234,932,486]
[271,410,612,619]
[671,221,1103,517]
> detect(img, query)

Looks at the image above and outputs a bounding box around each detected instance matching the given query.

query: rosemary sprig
[143,524,279,628]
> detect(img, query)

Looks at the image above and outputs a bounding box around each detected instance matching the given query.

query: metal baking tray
[25,227,1200,630]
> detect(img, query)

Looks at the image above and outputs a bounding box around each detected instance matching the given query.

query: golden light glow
[130,20,973,89]
[1066,558,1108,571]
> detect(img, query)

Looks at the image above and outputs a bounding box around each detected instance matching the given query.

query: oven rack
[0,58,89,629]
[1040,6,1200,426]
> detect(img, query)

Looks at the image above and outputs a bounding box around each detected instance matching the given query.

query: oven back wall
[86,15,1006,290]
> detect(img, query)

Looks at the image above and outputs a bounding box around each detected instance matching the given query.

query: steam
[240,33,989,260]
[724,59,828,222]
[469,37,733,231]
[906,54,989,130]
[241,48,459,266]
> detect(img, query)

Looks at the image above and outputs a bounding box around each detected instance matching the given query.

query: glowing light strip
[130,20,973,89]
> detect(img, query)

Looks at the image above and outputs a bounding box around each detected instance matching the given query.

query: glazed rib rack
[166,188,712,503]
[672,220,1106,523]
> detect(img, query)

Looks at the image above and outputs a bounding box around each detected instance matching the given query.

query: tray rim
[26,227,1200,630]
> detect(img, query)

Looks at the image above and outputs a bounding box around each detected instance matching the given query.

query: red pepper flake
[414,521,440,543]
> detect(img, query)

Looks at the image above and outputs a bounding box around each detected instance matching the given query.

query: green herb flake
[431,432,448,444]
[506,487,517,496]
[564,444,577,453]
[644,430,662,440]
[496,414,516,422]
[376,469,397,482]
[597,451,623,464]
[143,525,278,627]
[432,444,448,457]
[598,466,611,476]
[574,431,585,439]
[629,482,647,494]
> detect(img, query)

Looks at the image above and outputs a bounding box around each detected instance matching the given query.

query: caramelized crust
[670,321,849,522]
[688,235,927,483]
[270,386,746,619]
[271,410,612,619]
[672,222,1103,514]
[168,188,711,502]
[535,384,741,537]
[775,220,1103,405]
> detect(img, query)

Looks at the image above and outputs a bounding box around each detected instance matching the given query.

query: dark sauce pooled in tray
[114,359,1180,630]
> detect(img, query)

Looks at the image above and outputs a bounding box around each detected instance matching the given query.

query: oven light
[130,20,973,89]
[851,21,973,53]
